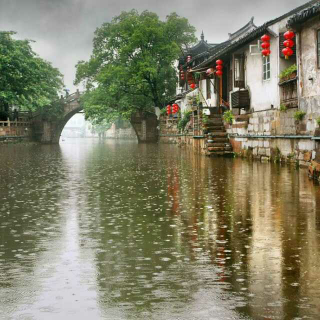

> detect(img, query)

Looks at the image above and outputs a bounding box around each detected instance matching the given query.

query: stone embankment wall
[227,109,319,169]
[0,124,32,142]
[159,116,205,153]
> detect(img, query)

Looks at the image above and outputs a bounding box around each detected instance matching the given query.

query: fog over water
[0,0,310,91]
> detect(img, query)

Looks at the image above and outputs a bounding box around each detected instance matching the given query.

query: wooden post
[219,76,223,108]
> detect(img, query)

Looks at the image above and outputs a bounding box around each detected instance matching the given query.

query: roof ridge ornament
[201,31,204,41]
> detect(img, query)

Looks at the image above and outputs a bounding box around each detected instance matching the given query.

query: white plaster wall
[230,18,299,112]
[299,17,320,106]
[199,79,218,107]
[245,36,279,111]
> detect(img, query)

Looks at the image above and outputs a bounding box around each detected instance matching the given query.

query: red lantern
[261,34,271,56]
[261,34,271,42]
[284,39,294,48]
[166,105,172,115]
[262,49,271,56]
[282,47,293,59]
[284,30,295,40]
[282,30,295,59]
[190,83,196,89]
[215,60,223,77]
[172,104,179,113]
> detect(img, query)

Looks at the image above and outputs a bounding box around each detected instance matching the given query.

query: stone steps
[203,125,224,130]
[204,114,233,157]
[206,119,224,124]
[207,142,232,148]
[208,132,228,137]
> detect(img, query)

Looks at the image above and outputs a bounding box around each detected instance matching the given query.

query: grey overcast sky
[0,0,311,91]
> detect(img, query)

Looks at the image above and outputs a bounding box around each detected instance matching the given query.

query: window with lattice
[263,55,270,80]
[234,54,245,88]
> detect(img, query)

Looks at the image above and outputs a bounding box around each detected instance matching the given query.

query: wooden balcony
[231,90,250,110]
[279,77,298,108]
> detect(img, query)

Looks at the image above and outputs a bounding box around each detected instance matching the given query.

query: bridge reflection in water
[0,139,319,319]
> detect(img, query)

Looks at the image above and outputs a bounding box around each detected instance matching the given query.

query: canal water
[1,139,320,320]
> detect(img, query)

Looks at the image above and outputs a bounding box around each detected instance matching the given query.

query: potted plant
[279,64,297,82]
[223,110,234,125]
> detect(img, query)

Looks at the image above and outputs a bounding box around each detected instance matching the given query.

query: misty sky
[0,0,310,91]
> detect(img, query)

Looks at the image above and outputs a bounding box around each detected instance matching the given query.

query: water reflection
[0,140,320,319]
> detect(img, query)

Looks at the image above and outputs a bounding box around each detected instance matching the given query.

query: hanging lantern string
[215,59,223,77]
[261,34,271,56]
[282,30,295,59]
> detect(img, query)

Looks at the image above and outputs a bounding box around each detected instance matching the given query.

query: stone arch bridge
[31,91,158,143]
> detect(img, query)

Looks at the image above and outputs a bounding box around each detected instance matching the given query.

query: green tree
[0,31,64,114]
[75,10,196,123]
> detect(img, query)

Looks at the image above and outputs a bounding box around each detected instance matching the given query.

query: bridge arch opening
[61,113,138,141]
[37,91,159,143]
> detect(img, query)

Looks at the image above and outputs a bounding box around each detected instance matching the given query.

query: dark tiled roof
[196,25,269,68]
[181,40,230,69]
[184,39,215,56]
[228,17,257,41]
[287,1,320,27]
[196,0,319,69]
